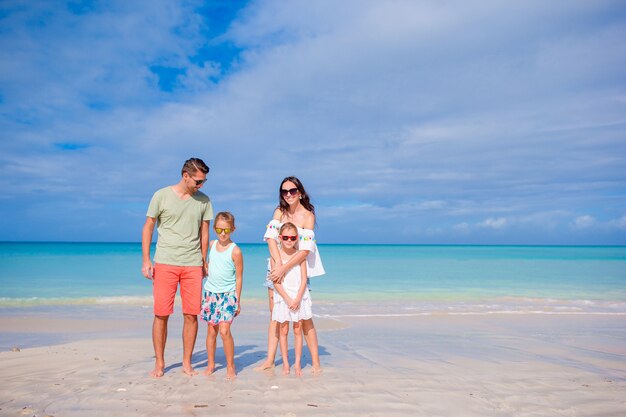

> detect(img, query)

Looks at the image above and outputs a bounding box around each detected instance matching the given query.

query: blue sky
[1,0,625,244]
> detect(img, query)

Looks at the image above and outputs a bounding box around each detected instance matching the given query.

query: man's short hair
[181,158,209,176]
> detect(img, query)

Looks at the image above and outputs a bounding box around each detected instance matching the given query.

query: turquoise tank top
[205,241,237,293]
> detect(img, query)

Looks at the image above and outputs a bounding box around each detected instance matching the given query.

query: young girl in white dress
[271,222,314,376]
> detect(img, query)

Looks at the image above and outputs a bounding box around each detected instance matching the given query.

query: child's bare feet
[182,364,198,376]
[203,366,215,376]
[282,363,290,375]
[226,366,237,380]
[294,363,302,377]
[254,360,275,371]
[312,366,322,376]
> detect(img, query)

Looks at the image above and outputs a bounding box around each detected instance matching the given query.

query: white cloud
[453,222,471,234]
[572,215,597,229]
[479,217,509,230]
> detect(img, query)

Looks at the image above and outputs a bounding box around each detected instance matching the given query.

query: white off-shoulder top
[263,219,325,277]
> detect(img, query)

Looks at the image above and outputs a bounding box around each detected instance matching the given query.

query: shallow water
[1,242,625,314]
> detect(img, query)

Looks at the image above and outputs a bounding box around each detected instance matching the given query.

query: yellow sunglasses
[215,228,233,234]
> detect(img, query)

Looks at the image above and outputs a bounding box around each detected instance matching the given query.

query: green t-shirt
[147,186,214,266]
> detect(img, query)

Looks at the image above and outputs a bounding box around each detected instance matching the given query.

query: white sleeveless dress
[271,260,313,323]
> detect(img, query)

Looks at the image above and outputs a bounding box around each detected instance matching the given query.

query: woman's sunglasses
[281,235,298,241]
[215,228,232,234]
[280,187,299,197]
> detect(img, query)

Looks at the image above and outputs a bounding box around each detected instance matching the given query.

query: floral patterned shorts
[201,291,238,324]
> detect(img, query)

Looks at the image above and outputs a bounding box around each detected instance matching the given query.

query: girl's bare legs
[255,288,279,370]
[293,321,303,376]
[204,324,218,376]
[279,321,290,375]
[302,318,322,374]
[219,322,236,379]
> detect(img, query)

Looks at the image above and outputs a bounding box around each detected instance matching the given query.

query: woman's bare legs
[302,318,322,375]
[255,288,279,370]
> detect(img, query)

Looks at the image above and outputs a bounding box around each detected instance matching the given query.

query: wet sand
[1,302,625,416]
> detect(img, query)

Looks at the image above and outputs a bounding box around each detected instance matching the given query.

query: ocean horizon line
[1,241,625,248]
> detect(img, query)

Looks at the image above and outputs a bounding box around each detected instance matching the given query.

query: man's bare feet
[253,361,275,371]
[150,365,165,378]
[294,363,302,377]
[282,363,290,375]
[226,366,237,380]
[203,366,215,376]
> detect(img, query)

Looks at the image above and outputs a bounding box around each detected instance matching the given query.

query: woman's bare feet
[253,360,275,371]
[203,366,215,376]
[282,363,290,375]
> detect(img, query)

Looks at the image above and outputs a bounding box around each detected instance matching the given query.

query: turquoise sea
[1,242,625,316]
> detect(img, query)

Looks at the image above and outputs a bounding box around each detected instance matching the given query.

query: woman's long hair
[278,176,315,215]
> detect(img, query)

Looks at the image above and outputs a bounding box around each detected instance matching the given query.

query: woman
[255,176,325,374]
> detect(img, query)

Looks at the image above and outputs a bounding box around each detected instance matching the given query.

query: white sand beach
[1,302,625,417]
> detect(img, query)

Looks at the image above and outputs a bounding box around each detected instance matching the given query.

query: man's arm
[201,220,210,277]
[142,217,157,279]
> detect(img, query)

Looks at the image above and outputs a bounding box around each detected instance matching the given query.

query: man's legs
[180,265,203,376]
[151,263,178,378]
[182,313,198,375]
[151,315,169,377]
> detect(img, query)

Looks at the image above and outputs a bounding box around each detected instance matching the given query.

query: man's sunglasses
[281,235,298,241]
[184,171,207,185]
[191,177,207,186]
[280,187,298,197]
[215,228,232,234]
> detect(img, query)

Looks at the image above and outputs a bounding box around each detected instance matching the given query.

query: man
[141,158,213,377]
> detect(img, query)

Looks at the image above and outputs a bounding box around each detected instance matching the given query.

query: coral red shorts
[153,263,203,316]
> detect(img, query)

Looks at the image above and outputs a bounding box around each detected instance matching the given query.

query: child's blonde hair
[214,211,236,228]
[279,222,297,236]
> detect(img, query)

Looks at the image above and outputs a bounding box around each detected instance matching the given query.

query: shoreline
[2,298,626,352]
[1,303,625,416]
[0,290,626,319]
